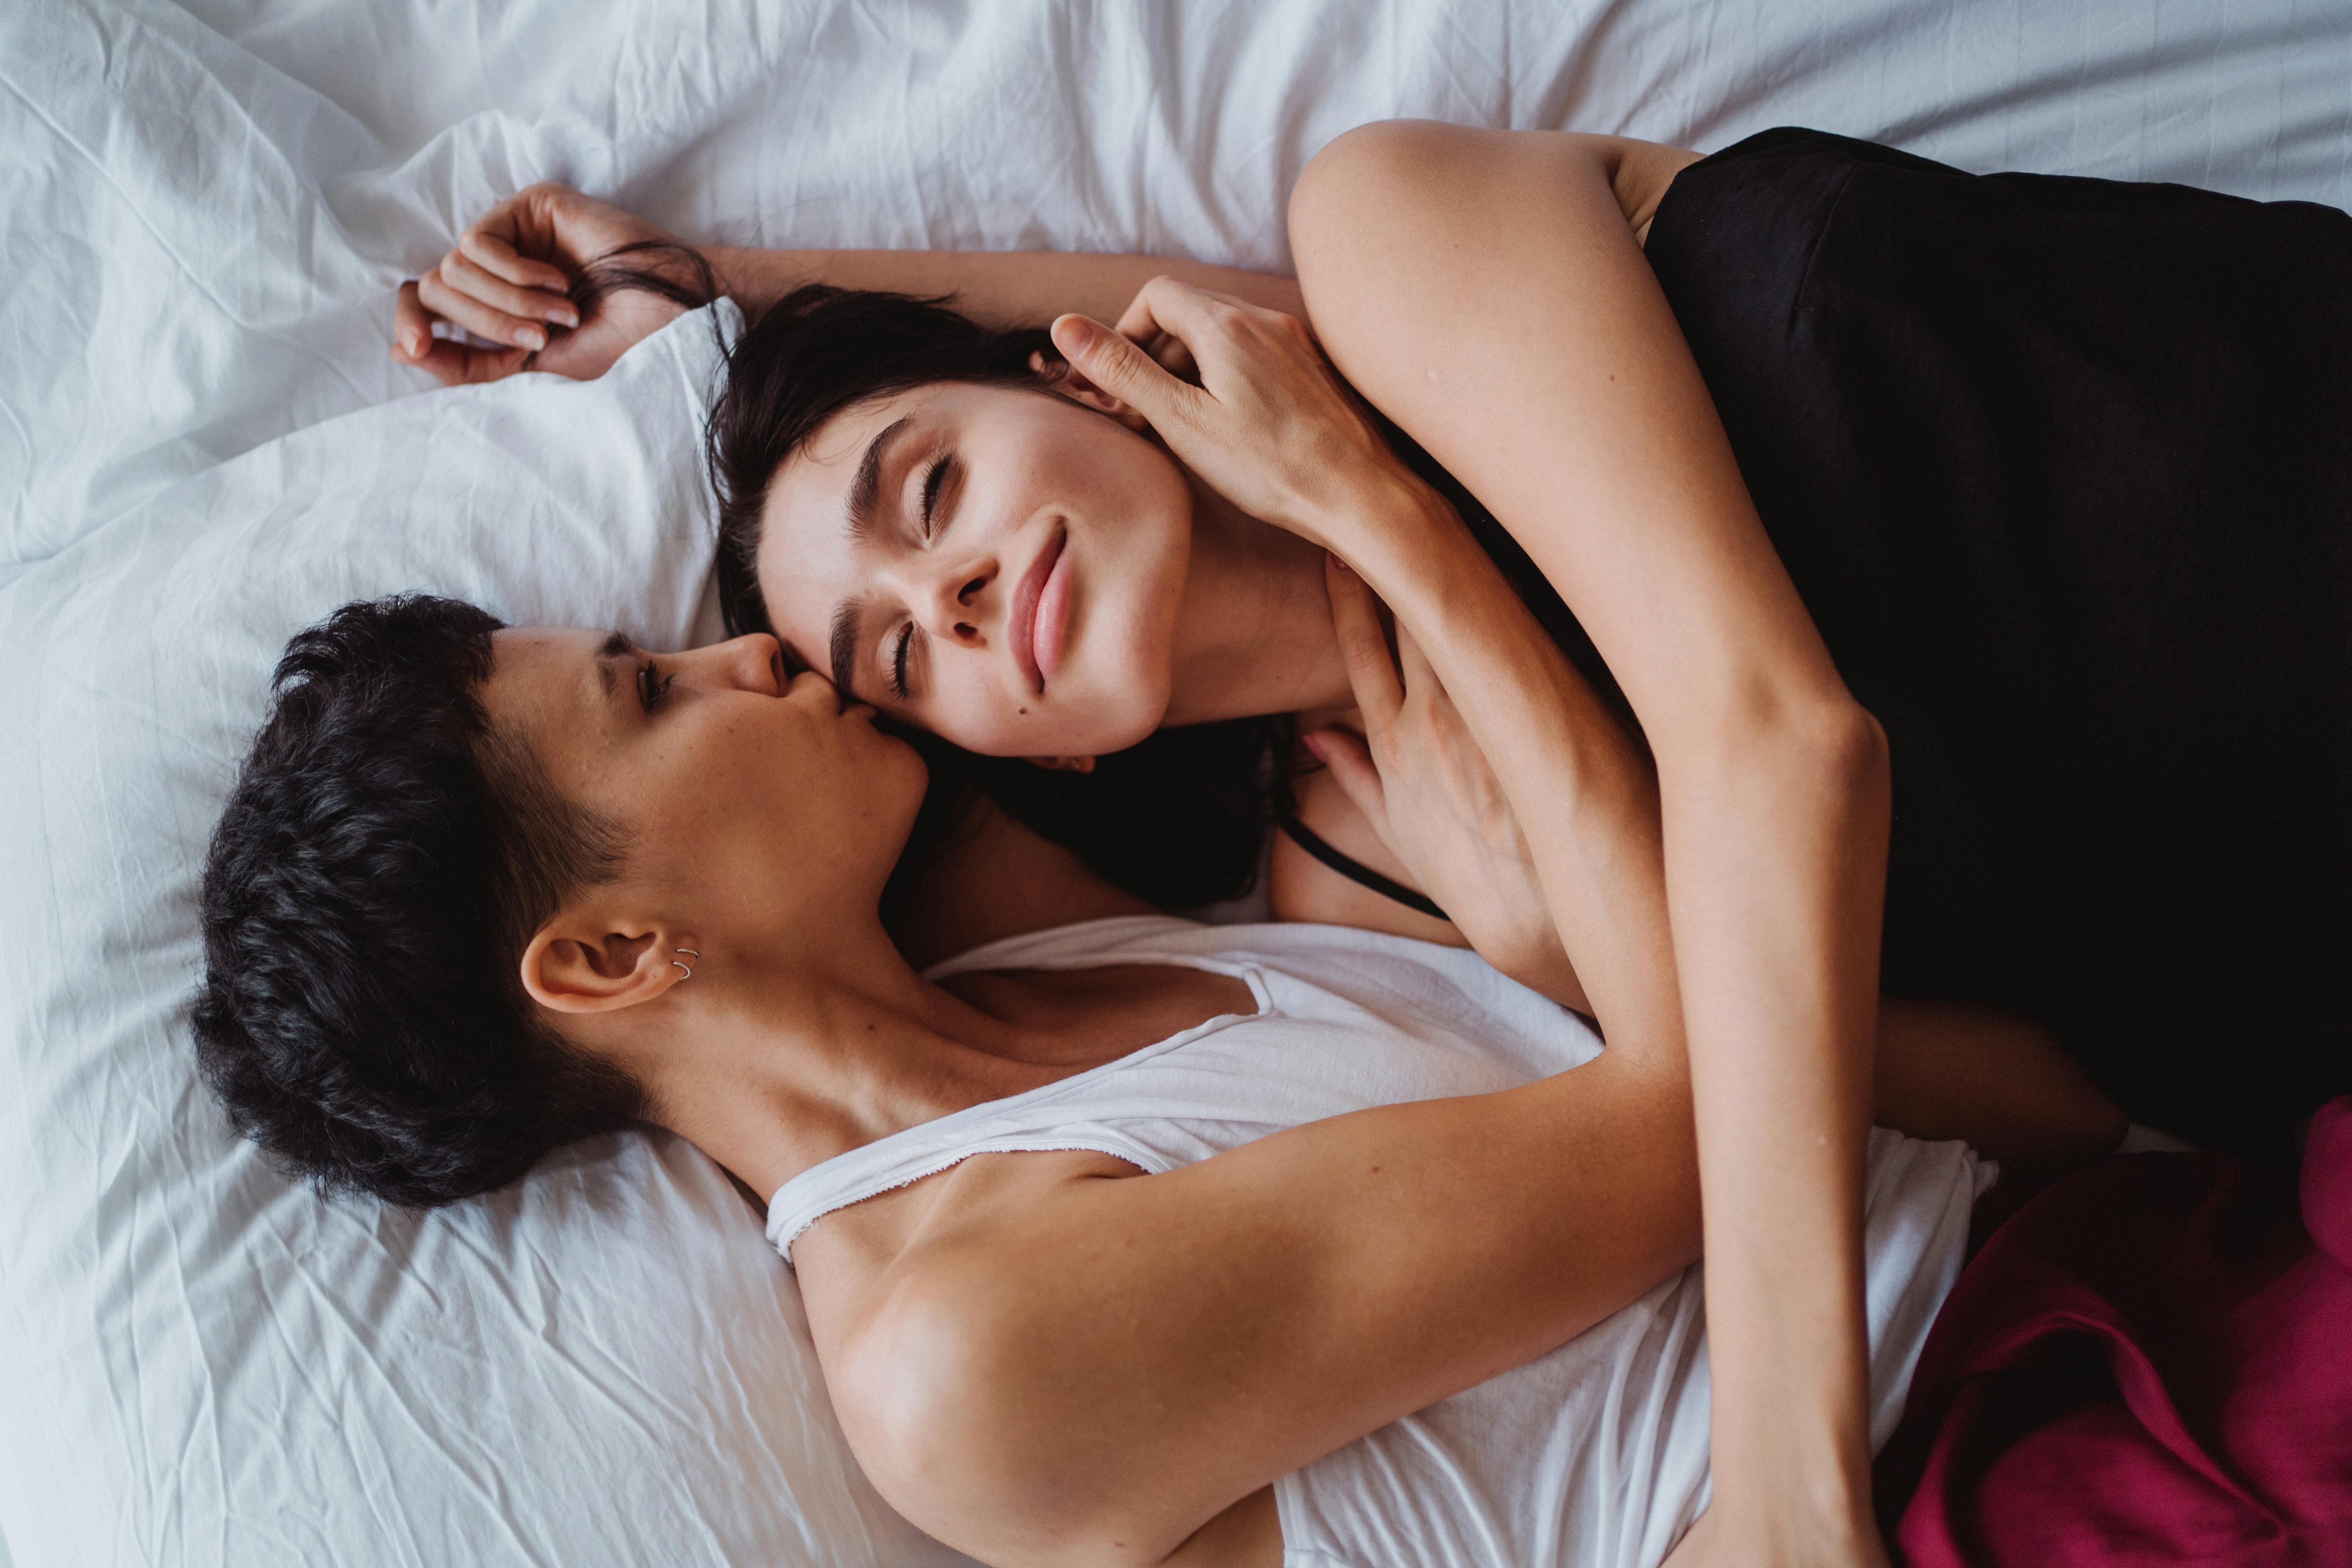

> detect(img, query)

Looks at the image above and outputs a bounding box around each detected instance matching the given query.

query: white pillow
[0,303,975,1568]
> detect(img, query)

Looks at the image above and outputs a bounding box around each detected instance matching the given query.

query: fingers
[445,245,577,328]
[1050,312,1205,429]
[392,279,436,364]
[392,280,528,386]
[1133,328,1200,381]
[414,256,557,352]
[1325,553,1403,731]
[1393,619,1450,710]
[459,227,571,295]
[1112,273,1265,343]
[1303,728,1393,853]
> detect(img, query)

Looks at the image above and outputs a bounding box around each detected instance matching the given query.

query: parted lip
[1007,526,1066,694]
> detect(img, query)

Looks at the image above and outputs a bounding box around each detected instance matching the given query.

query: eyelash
[920,452,950,532]
[889,625,916,700]
[637,661,674,712]
[887,453,952,700]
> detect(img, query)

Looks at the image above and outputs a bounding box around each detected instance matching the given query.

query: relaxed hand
[1310,554,1586,1006]
[1047,277,1432,559]
[393,183,701,385]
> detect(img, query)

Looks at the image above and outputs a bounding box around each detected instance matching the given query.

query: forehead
[769,376,1081,537]
[481,627,621,773]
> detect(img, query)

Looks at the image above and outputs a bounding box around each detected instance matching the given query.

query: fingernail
[1302,732,1328,762]
[548,305,579,328]
[515,325,546,351]
[401,329,423,358]
[1058,316,1097,354]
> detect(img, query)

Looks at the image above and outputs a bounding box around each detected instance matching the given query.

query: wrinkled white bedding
[2,3,2347,1566]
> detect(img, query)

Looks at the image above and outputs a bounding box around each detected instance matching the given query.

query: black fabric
[1492,129,2352,1157]
[1276,814,1449,921]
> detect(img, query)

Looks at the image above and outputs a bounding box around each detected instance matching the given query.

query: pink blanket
[1877,1098,2352,1566]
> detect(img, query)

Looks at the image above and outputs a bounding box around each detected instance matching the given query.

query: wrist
[1318,470,1476,599]
[703,245,762,306]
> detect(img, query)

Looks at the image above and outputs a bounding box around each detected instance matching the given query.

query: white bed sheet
[3,3,2347,1566]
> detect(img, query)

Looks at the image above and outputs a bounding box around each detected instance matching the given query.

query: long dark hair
[699,281,1289,912]
[587,253,1628,913]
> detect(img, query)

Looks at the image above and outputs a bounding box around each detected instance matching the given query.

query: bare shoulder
[1293,122,1701,253]
[790,1147,1167,1558]
[792,1148,1143,1365]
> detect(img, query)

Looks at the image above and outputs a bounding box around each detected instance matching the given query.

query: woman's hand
[392,184,698,385]
[1048,277,1442,562]
[1310,554,1584,1005]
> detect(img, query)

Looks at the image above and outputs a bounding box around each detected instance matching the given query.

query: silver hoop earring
[671,946,700,979]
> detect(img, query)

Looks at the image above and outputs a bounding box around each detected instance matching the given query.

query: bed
[3,2,2347,1565]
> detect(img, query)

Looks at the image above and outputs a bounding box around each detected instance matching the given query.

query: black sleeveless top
[1408,129,2350,1158]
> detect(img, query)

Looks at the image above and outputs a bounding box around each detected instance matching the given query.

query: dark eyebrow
[828,601,863,704]
[846,417,913,540]
[595,630,633,700]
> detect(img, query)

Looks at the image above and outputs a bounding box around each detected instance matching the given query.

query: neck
[623,918,1118,1201]
[1160,477,1351,726]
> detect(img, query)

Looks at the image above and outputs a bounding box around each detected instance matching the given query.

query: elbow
[1820,699,1891,817]
[1673,686,1889,817]
[837,1267,1144,1568]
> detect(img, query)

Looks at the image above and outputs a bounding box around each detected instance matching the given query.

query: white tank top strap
[920,912,1276,995]
[762,914,1984,1568]
[766,916,1276,1265]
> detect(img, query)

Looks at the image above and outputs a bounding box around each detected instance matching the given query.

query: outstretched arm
[389,183,1302,385]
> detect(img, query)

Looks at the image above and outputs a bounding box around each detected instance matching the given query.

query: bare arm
[704,242,1303,330]
[1287,124,1890,1557]
[803,978,1695,1568]
[800,438,1707,1568]
[390,183,1300,384]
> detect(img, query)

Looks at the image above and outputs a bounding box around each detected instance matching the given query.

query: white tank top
[769,917,1986,1568]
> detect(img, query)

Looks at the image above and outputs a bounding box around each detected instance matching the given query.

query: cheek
[922,657,1039,757]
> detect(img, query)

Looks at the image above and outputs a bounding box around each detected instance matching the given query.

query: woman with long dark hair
[394,123,2350,1562]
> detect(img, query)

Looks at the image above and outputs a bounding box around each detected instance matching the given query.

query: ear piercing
[671,947,700,979]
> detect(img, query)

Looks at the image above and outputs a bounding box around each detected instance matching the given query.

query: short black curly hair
[192,595,648,1208]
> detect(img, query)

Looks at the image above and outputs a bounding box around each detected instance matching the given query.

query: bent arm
[1291,123,1889,1550]
[815,1045,1695,1568]
[811,512,1703,1568]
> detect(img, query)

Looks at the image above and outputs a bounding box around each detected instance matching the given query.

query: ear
[1022,753,1098,774]
[1028,348,1149,431]
[520,914,697,1015]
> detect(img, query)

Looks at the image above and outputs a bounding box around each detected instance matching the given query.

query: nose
[683,633,784,696]
[901,555,998,646]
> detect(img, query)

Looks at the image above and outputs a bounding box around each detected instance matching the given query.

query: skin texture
[469,606,1705,1568]
[754,378,1196,760]
[402,151,2130,1566]
[1289,124,1889,1566]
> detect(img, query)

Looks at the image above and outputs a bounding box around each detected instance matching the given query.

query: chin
[1076,575,1183,747]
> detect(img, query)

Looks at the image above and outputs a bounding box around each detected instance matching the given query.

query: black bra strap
[1275,815,1448,922]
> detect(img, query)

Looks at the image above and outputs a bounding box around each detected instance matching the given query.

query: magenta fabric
[1876,1098,2352,1566]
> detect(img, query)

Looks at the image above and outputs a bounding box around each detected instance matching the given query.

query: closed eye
[637,661,673,712]
[889,623,916,700]
[920,452,953,535]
